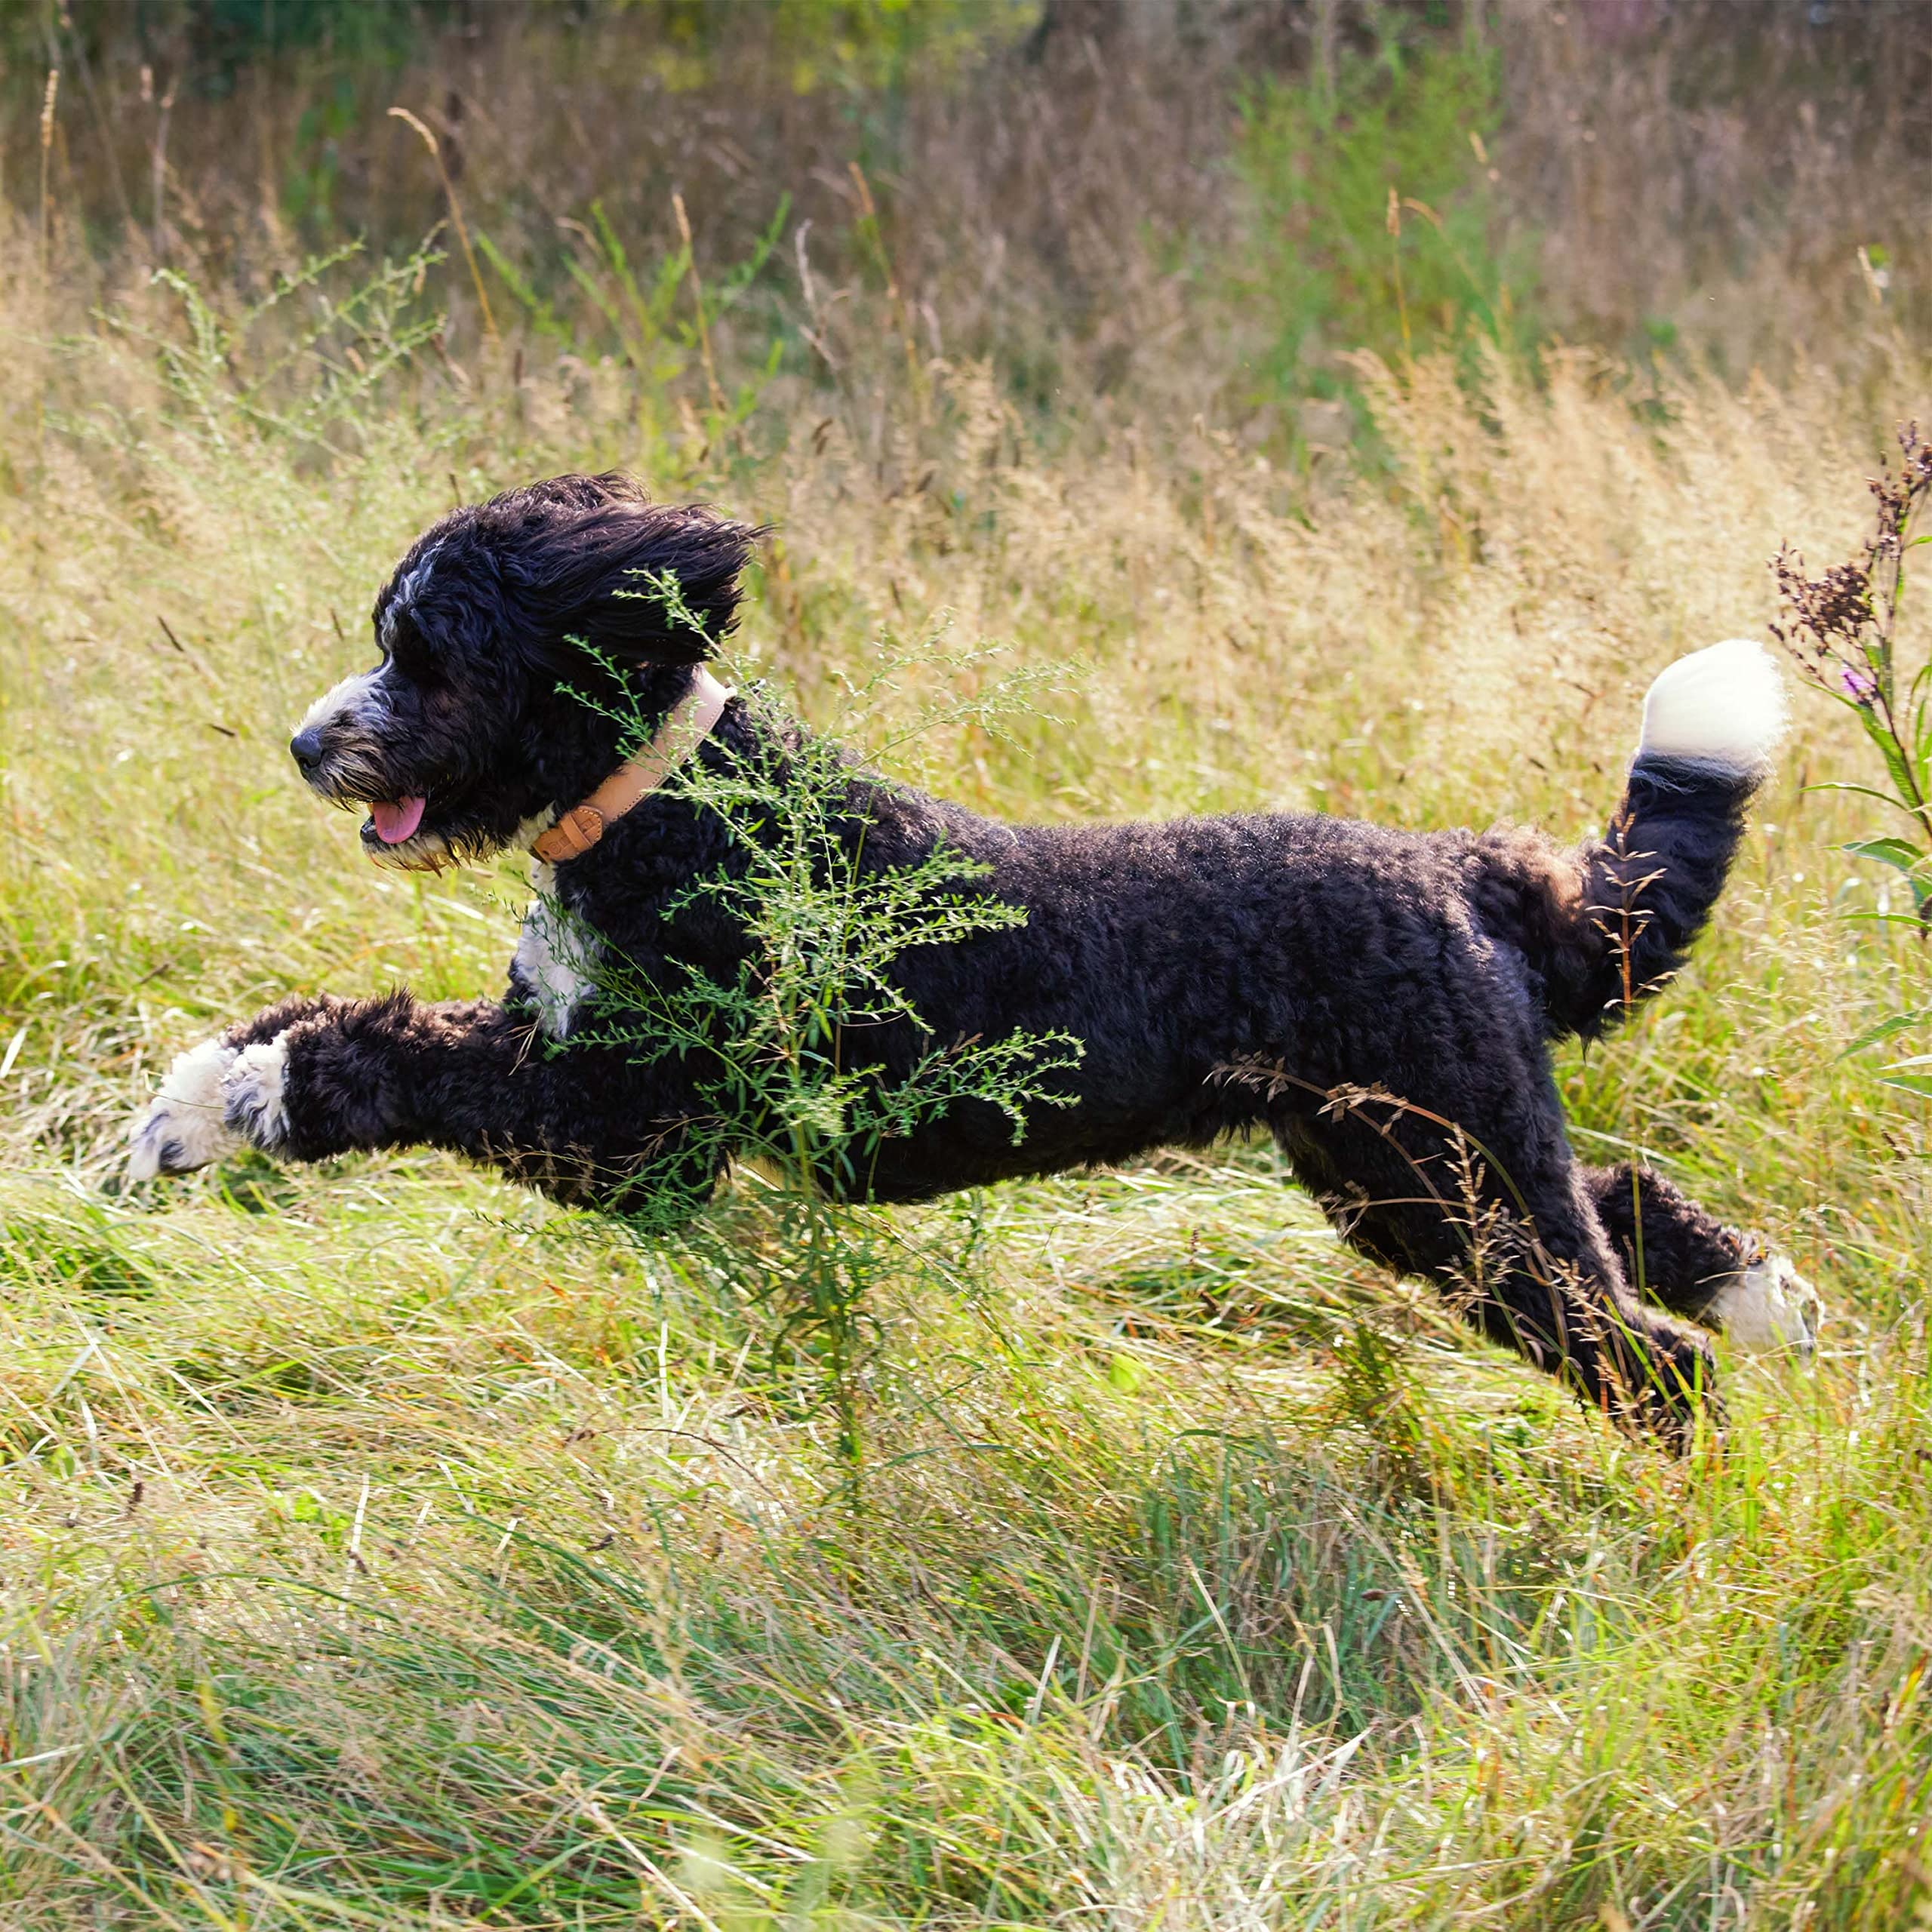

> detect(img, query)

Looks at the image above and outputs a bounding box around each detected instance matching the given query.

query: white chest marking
[515,860,600,1039]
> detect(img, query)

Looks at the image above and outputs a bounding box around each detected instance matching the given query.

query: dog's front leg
[128,994,350,1180]
[129,990,691,1206]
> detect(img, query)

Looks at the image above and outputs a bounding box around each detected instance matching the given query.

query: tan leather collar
[530,666,735,864]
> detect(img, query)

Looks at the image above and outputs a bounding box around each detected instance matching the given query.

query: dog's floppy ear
[500,475,761,666]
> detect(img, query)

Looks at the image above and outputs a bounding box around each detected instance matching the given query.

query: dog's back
[857,639,1784,1202]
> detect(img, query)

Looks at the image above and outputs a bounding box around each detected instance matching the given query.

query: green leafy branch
[551,575,1083,1482]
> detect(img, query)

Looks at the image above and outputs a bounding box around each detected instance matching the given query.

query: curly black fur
[203,475,1786,1444]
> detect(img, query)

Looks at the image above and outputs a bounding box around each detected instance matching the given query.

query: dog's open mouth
[355,786,491,869]
[368,795,428,845]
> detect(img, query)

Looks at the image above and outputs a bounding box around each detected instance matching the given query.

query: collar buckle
[530,668,734,865]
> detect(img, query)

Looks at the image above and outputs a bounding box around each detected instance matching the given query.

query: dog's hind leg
[1586,1163,1818,1354]
[1275,1087,1718,1446]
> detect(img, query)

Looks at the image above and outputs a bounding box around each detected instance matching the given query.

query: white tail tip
[1637,638,1789,774]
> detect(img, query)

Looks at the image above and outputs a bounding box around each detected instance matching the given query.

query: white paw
[128,1034,291,1180]
[1709,1250,1821,1356]
[128,1038,240,1179]
[225,1038,290,1150]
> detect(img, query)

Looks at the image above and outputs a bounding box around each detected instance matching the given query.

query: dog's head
[291,473,756,869]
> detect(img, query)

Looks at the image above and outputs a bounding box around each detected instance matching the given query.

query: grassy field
[3,155,1932,1926]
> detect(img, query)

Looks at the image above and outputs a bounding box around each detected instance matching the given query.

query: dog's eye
[383,617,439,685]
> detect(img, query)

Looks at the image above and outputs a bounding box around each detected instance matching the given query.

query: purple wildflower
[1842,664,1878,703]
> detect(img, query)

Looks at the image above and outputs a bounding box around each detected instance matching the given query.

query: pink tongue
[371,796,426,844]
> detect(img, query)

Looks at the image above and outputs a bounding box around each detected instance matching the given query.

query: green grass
[0,1152,1921,1924]
[2,254,1931,1924]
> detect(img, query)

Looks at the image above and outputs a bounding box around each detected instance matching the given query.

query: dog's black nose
[290,729,324,773]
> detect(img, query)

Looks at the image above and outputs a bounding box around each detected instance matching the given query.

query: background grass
[3,2,1932,1924]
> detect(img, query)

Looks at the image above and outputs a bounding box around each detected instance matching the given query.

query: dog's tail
[1491,639,1787,1042]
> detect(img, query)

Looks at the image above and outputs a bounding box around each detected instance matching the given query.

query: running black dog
[130,473,1817,1442]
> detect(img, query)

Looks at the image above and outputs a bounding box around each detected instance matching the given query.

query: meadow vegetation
[2,2,1931,1923]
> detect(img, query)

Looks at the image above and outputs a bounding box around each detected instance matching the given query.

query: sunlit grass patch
[0,229,1930,1922]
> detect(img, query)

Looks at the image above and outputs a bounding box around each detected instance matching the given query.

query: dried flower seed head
[1772,423,1932,709]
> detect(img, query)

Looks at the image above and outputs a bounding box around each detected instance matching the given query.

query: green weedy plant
[549,579,1084,1485]
[1231,20,1538,426]
[1774,421,1932,1091]
[122,241,445,460]
[478,194,790,465]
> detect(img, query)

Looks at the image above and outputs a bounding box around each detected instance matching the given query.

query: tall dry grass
[1,152,1930,1918]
